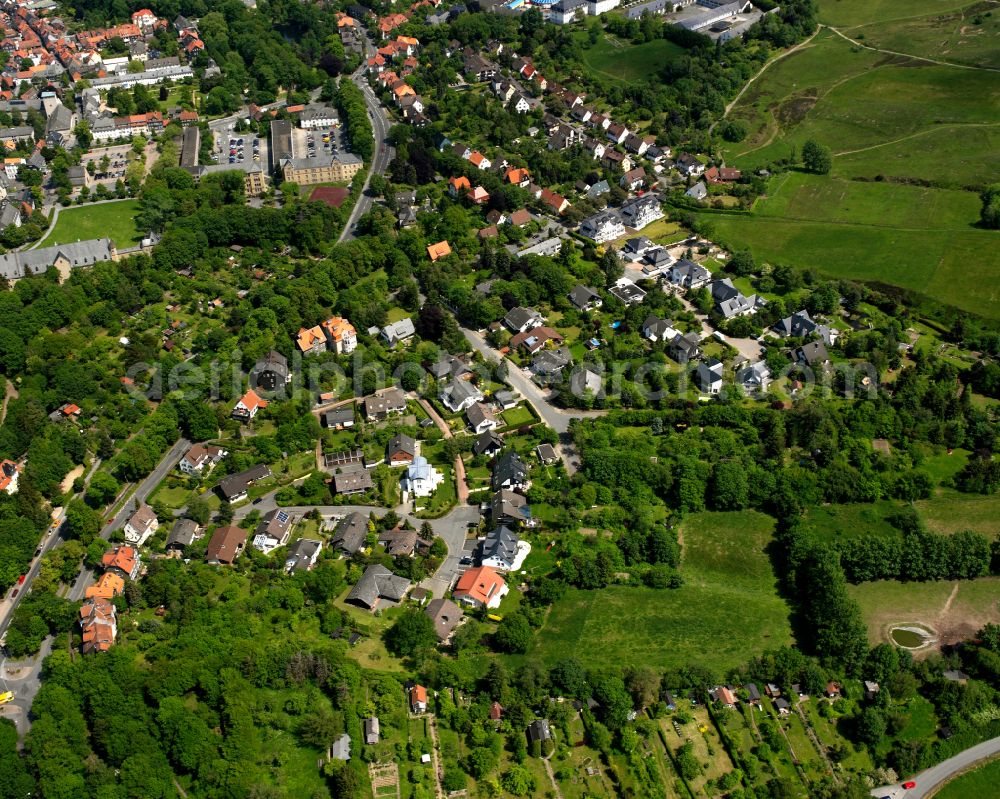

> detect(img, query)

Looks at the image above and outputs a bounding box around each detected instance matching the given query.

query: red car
[17,574,25,585]
[902,782,917,790]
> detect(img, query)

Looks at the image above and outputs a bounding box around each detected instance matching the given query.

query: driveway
[870,735,1000,799]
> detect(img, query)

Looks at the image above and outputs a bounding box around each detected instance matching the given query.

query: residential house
[179,443,227,476]
[535,443,558,465]
[385,433,417,467]
[539,188,569,215]
[123,504,158,546]
[492,450,529,491]
[331,511,369,555]
[696,359,724,395]
[705,165,741,184]
[454,565,508,609]
[400,456,444,498]
[364,387,407,420]
[216,464,271,503]
[570,367,603,398]
[665,259,711,290]
[825,682,842,699]
[527,719,553,751]
[795,340,830,370]
[333,466,374,496]
[252,509,293,554]
[428,354,471,382]
[491,489,531,527]
[624,236,656,258]
[670,332,703,364]
[424,597,464,641]
[606,122,629,145]
[502,306,544,334]
[381,318,416,346]
[166,519,200,552]
[530,348,572,380]
[642,248,674,277]
[642,315,679,343]
[466,402,498,435]
[479,525,521,571]
[711,278,765,319]
[675,152,705,176]
[448,175,470,197]
[232,388,268,421]
[206,525,248,564]
[775,697,791,715]
[620,167,646,191]
[347,564,411,610]
[321,317,358,354]
[508,208,532,227]
[608,280,646,306]
[440,378,484,413]
[579,210,625,244]
[100,545,141,581]
[620,194,664,230]
[509,326,564,355]
[252,350,291,391]
[568,285,602,311]
[474,430,505,457]
[685,181,708,201]
[378,529,421,557]
[427,240,452,262]
[746,683,762,707]
[0,460,19,495]
[329,734,351,761]
[864,681,881,701]
[737,361,771,394]
[409,684,428,713]
[322,406,356,430]
[601,149,633,173]
[712,686,737,707]
[467,151,491,170]
[85,573,125,600]
[80,597,117,654]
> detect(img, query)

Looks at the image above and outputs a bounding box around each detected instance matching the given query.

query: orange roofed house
[84,572,124,600]
[454,566,508,610]
[232,389,267,422]
[409,684,428,713]
[80,597,117,654]
[427,241,452,262]
[321,316,358,354]
[448,175,470,197]
[101,545,141,581]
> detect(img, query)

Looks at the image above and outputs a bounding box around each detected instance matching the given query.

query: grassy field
[701,174,1000,318]
[523,511,792,672]
[916,488,1000,536]
[935,756,1000,799]
[802,500,904,543]
[848,576,1000,647]
[40,199,143,249]
[577,33,686,84]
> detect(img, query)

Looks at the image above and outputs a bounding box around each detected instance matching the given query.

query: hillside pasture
[577,34,686,84]
[522,511,792,673]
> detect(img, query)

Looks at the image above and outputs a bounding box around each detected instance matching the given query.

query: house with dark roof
[502,306,544,334]
[527,719,554,755]
[363,388,407,420]
[568,285,602,311]
[424,597,464,641]
[491,489,532,527]
[285,538,322,572]
[333,466,374,496]
[479,525,521,572]
[795,340,830,369]
[252,509,294,554]
[206,525,248,564]
[386,433,417,466]
[711,278,765,319]
[530,348,572,380]
[322,405,356,430]
[492,450,529,491]
[166,519,200,551]
[251,351,291,392]
[665,259,711,290]
[347,564,411,610]
[216,464,271,503]
[474,430,504,457]
[695,359,724,395]
[670,332,702,364]
[332,511,369,554]
[466,402,498,435]
[440,378,484,413]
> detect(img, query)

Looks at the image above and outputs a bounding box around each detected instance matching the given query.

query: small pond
[890,624,935,649]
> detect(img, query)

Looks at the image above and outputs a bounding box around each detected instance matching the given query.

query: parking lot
[212,129,268,172]
[81,143,135,183]
[290,124,346,163]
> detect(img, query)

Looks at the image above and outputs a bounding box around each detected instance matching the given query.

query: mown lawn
[501,405,534,427]
[915,488,1000,536]
[801,500,905,543]
[577,34,686,84]
[935,756,1000,799]
[40,199,143,248]
[521,511,792,673]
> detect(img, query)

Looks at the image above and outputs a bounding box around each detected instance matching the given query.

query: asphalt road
[234,498,481,598]
[870,735,1000,798]
[0,437,188,739]
[461,326,606,474]
[338,34,395,243]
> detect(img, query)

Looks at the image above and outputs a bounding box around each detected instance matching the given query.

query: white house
[251,509,293,554]
[401,456,444,498]
[620,195,664,230]
[695,359,724,395]
[179,443,227,476]
[440,379,484,413]
[579,211,625,244]
[0,459,20,495]
[123,504,158,546]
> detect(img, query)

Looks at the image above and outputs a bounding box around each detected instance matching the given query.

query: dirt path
[795,703,839,784]
[1,379,18,424]
[59,464,85,495]
[940,582,961,618]
[713,29,820,130]
[824,24,1000,72]
[426,714,445,799]
[833,122,1000,156]
[543,755,564,799]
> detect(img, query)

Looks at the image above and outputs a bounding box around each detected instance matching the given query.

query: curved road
[870,736,1000,799]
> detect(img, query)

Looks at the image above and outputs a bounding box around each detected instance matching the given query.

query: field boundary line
[833,122,1000,157]
[824,24,1000,72]
[830,0,999,32]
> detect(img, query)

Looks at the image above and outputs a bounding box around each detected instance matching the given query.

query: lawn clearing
[501,405,534,427]
[848,576,1000,648]
[801,501,905,544]
[935,755,1000,799]
[524,511,791,673]
[40,199,142,249]
[915,488,1000,536]
[577,34,686,84]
